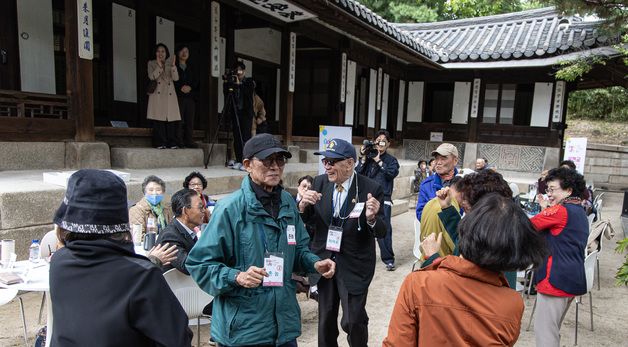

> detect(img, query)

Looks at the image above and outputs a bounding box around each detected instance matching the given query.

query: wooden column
[280,29,294,145]
[65,0,94,141]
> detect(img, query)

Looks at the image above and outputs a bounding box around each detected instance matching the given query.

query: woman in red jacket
[531,167,589,347]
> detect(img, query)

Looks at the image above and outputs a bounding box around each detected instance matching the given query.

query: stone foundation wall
[584,143,628,190]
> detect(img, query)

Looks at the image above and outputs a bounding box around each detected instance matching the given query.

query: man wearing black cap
[298,138,386,347]
[49,169,192,346]
[186,134,336,347]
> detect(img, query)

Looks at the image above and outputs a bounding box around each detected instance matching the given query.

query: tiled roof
[332,0,439,60]
[394,7,615,63]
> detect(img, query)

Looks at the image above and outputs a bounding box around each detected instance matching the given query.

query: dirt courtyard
[1,193,627,346]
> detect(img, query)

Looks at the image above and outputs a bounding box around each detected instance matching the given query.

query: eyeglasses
[321,158,345,166]
[545,187,559,194]
[189,203,206,211]
[255,155,286,168]
[189,183,203,188]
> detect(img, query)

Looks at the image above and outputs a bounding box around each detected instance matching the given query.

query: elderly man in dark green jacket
[187,134,336,347]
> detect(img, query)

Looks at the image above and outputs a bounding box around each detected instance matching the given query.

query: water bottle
[29,239,41,263]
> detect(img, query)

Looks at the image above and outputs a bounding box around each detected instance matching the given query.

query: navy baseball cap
[243,133,292,160]
[314,138,356,161]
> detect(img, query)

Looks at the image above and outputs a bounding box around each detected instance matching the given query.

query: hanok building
[0,1,625,177]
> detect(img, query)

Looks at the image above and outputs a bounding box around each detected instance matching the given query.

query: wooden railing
[0,90,69,119]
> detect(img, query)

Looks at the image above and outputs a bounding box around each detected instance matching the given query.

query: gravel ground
[1,193,627,346]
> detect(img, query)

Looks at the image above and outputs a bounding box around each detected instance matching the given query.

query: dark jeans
[217,340,297,347]
[178,97,196,146]
[318,275,369,347]
[153,120,180,147]
[231,112,252,163]
[377,203,395,265]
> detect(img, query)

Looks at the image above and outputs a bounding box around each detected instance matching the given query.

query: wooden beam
[0,117,74,141]
[65,0,94,141]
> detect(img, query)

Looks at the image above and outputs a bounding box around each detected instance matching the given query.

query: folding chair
[412,219,422,272]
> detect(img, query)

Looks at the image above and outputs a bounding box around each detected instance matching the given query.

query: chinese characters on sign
[211,2,220,78]
[238,0,316,22]
[289,32,296,92]
[376,68,383,111]
[340,53,347,103]
[553,81,566,122]
[564,137,587,174]
[470,78,481,118]
[77,0,93,60]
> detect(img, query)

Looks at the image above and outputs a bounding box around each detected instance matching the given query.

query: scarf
[148,202,167,232]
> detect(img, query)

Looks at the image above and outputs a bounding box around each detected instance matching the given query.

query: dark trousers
[231,112,252,163]
[153,120,180,147]
[218,340,297,347]
[318,275,369,347]
[377,203,395,265]
[178,97,196,146]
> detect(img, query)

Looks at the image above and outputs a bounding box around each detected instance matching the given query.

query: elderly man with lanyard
[186,133,335,347]
[356,129,400,271]
[415,143,459,221]
[299,138,386,347]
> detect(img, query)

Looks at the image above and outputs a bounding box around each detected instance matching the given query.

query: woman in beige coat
[147,43,182,149]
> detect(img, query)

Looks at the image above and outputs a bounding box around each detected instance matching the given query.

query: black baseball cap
[243,133,292,160]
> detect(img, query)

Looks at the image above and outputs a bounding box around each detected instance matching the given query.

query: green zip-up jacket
[186,176,320,346]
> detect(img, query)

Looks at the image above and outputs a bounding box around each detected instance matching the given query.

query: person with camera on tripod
[223,61,255,171]
[356,130,400,271]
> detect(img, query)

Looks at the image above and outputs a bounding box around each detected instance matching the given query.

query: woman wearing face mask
[129,175,173,235]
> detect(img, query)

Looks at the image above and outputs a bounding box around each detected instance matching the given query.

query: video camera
[222,68,239,90]
[362,140,379,159]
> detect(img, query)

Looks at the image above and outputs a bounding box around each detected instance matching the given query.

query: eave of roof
[394,7,618,64]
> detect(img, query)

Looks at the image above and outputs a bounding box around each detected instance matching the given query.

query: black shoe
[386,263,396,271]
[309,290,319,302]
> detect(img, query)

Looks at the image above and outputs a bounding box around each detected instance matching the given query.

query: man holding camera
[356,130,400,271]
[224,61,255,170]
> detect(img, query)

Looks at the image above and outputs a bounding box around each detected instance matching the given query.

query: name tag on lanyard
[286,225,296,245]
[263,252,284,287]
[326,226,343,252]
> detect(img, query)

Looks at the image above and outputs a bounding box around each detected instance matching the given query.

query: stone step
[391,199,409,217]
[111,147,205,169]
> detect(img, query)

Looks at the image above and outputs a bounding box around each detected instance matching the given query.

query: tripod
[204,86,245,169]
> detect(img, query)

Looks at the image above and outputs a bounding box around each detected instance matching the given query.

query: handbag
[146,79,157,94]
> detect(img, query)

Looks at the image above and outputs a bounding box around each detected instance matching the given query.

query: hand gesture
[148,243,178,266]
[365,193,380,222]
[181,85,191,93]
[537,194,549,210]
[171,55,176,67]
[298,190,322,212]
[236,266,268,288]
[421,232,442,259]
[436,187,452,210]
[314,259,336,278]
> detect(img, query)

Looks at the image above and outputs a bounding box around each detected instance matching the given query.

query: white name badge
[263,253,284,287]
[326,226,343,252]
[286,225,296,245]
[348,202,365,219]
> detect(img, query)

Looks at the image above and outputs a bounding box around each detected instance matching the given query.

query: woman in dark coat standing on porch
[147,43,182,149]
[174,44,199,148]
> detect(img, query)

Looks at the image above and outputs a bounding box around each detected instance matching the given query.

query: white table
[0,260,52,347]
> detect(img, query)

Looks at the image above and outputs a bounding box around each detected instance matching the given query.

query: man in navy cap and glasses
[299,138,386,347]
[187,133,336,347]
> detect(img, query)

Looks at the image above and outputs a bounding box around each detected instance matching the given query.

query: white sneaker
[227,160,235,168]
[232,162,242,170]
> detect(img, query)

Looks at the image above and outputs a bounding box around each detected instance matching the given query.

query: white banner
[211,2,220,78]
[77,0,93,60]
[289,32,296,92]
[318,125,353,174]
[564,137,588,174]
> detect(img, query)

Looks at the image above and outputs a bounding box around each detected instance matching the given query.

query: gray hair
[141,175,166,193]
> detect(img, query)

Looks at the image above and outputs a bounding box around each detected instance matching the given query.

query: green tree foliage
[615,238,628,286]
[567,87,628,122]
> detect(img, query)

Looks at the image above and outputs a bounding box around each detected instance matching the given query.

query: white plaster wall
[235,28,281,64]
[530,82,553,127]
[112,4,137,103]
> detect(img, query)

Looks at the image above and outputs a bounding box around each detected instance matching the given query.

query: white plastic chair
[412,219,422,271]
[587,214,595,233]
[163,269,213,347]
[39,229,58,259]
[0,287,18,306]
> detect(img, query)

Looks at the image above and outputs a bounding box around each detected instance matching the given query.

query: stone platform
[0,160,418,258]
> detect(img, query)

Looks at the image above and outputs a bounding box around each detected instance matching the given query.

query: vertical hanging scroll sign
[77,0,93,60]
[211,2,220,78]
[340,53,347,103]
[289,32,296,92]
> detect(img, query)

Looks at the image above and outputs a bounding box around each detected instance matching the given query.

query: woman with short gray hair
[129,175,173,235]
